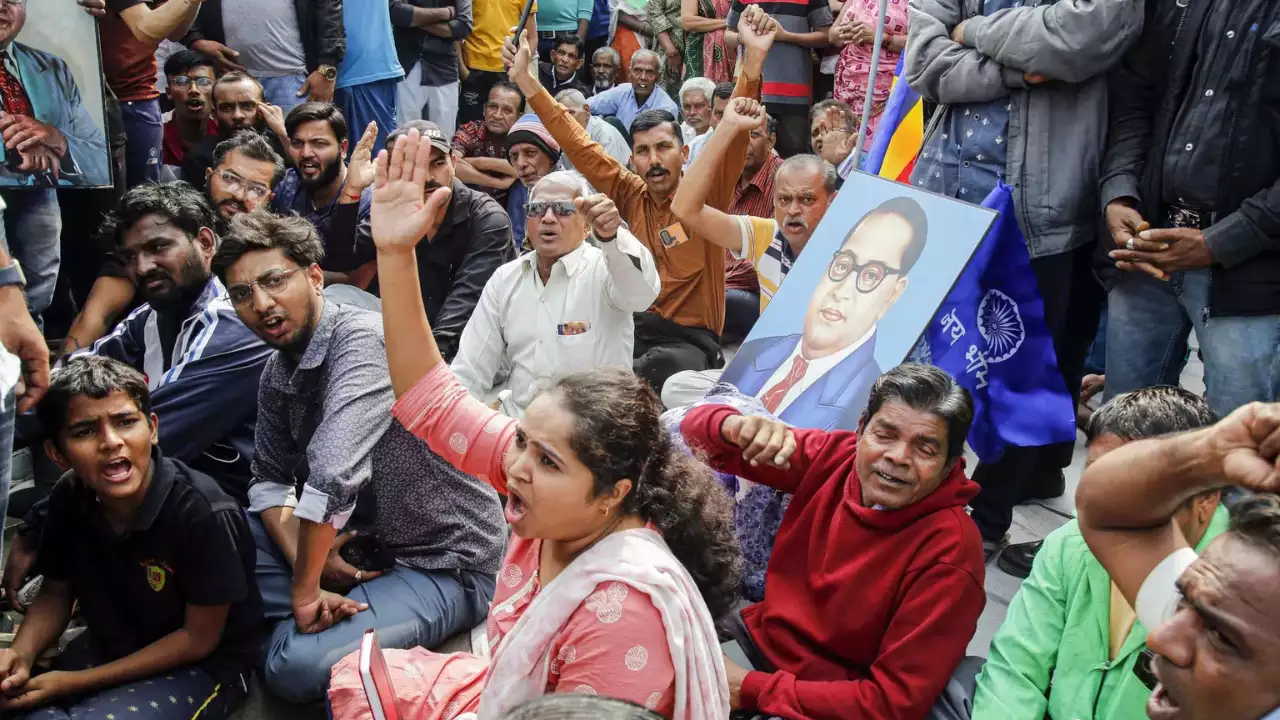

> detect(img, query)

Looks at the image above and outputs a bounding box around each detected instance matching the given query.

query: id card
[659,222,691,249]
[558,321,591,336]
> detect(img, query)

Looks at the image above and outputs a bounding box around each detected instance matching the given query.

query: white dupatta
[475,528,729,720]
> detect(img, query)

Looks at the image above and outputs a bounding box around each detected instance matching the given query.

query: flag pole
[850,0,891,170]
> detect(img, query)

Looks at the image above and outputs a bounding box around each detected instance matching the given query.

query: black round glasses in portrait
[826,249,903,293]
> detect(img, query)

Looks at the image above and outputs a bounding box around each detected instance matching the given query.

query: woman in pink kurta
[830,0,909,145]
[329,128,740,720]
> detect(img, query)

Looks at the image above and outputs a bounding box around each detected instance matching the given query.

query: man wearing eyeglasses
[204,130,285,220]
[210,212,504,704]
[452,170,659,417]
[161,49,219,170]
[720,195,927,431]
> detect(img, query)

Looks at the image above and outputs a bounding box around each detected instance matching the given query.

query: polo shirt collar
[296,300,343,371]
[80,447,175,535]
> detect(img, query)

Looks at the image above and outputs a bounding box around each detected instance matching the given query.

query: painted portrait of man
[722,196,929,430]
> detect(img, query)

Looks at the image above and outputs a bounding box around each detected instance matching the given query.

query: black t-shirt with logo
[37,451,262,685]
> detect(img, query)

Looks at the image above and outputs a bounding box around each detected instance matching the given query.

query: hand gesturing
[370,129,454,252]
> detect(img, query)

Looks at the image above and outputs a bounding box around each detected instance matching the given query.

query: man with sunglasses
[718,194,926,431]
[161,50,219,171]
[452,170,659,417]
[210,212,503,704]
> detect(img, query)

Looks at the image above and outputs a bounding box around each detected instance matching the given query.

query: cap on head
[506,114,563,163]
[389,120,452,155]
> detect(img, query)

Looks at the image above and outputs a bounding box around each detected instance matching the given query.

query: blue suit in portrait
[0,42,110,187]
[721,332,882,432]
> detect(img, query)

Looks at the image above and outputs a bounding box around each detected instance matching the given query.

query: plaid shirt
[451,120,510,200]
[725,151,783,291]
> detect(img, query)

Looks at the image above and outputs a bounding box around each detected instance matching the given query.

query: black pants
[767,105,811,158]
[633,312,722,395]
[458,69,506,125]
[969,242,1104,542]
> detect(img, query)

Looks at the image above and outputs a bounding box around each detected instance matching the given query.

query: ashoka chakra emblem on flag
[977,289,1025,363]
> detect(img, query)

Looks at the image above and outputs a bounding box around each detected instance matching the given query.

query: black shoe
[982,535,1008,563]
[1021,469,1066,502]
[997,540,1044,579]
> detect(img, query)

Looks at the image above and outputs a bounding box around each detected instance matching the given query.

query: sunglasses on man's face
[525,200,578,218]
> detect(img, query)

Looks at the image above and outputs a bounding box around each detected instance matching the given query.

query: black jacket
[1100,0,1280,317]
[182,0,346,73]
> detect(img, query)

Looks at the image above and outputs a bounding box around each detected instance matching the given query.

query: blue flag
[918,182,1076,462]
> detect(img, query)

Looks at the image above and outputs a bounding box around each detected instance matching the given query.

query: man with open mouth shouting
[1079,402,1280,720]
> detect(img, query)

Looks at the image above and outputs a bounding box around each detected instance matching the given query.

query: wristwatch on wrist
[318,64,338,81]
[0,259,25,290]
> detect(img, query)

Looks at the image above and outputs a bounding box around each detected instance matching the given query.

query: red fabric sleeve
[740,563,987,720]
[679,404,823,495]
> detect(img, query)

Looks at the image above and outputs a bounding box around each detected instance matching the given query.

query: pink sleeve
[391,362,517,494]
[548,581,677,717]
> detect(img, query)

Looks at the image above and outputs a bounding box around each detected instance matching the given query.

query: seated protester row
[663,98,839,408]
[503,8,777,393]
[504,115,563,249]
[1077,404,1280,720]
[451,81,525,203]
[973,386,1229,720]
[587,50,679,132]
[345,120,516,361]
[182,72,290,192]
[54,131,286,362]
[453,171,660,417]
[681,364,987,719]
[161,49,220,172]
[553,89,631,175]
[328,127,737,719]
[270,102,379,288]
[0,356,261,720]
[539,34,592,97]
[209,213,505,704]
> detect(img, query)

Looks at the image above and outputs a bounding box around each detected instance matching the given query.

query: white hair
[532,170,591,200]
[679,77,716,106]
[555,88,589,108]
[631,49,661,67]
[592,46,621,65]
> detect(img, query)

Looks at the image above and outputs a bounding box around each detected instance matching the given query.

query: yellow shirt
[465,0,536,72]
[733,216,788,312]
[1108,582,1138,661]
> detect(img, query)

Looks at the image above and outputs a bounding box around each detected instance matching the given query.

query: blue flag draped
[919,182,1076,462]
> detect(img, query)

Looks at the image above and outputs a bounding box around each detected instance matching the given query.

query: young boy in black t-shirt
[0,356,261,719]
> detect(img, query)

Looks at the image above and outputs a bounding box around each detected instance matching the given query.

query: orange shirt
[527,72,760,334]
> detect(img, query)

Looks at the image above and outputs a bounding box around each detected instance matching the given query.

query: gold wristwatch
[318,64,338,81]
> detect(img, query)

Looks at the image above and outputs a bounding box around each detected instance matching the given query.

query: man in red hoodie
[682,363,987,719]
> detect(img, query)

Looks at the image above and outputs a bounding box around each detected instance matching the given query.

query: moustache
[784,215,809,228]
[645,166,669,178]
[137,269,173,287]
[220,199,247,212]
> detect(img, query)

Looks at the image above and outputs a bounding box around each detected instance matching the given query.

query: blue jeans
[1104,269,1280,416]
[119,99,163,188]
[0,188,60,323]
[258,73,310,114]
[336,79,398,157]
[248,515,494,704]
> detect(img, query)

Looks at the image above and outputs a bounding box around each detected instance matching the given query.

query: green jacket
[972,506,1229,720]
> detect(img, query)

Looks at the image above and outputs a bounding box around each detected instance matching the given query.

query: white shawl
[475,528,729,720]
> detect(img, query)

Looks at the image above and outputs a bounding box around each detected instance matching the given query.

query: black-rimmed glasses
[826,249,902,293]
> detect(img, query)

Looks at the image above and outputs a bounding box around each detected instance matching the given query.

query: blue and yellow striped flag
[860,56,924,183]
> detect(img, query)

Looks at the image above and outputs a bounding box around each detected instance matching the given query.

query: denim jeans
[336,79,398,157]
[120,99,163,187]
[1104,269,1280,416]
[248,515,494,704]
[258,74,310,114]
[0,188,61,324]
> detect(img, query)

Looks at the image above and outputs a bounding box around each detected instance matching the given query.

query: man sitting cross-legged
[681,364,987,719]
[0,356,261,720]
[503,7,778,393]
[210,212,506,704]
[452,171,660,417]
[972,386,1229,720]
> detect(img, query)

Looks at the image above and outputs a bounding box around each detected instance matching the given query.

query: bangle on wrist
[342,188,362,201]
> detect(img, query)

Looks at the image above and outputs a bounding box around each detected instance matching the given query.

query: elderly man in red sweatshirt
[682,363,987,719]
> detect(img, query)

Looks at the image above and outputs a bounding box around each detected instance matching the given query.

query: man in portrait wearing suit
[722,196,928,431]
[0,0,110,186]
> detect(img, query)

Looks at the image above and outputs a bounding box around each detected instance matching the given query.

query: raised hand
[370,129,454,252]
[722,97,765,131]
[1211,402,1280,493]
[502,28,539,91]
[738,5,779,56]
[257,102,286,140]
[577,193,621,239]
[721,413,797,468]
[343,121,379,195]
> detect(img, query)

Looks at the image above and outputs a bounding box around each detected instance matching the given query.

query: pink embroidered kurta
[833,0,909,145]
[330,364,676,720]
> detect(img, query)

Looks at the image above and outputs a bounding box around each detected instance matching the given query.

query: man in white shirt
[1077,402,1280,720]
[683,81,733,171]
[452,170,660,416]
[554,88,630,172]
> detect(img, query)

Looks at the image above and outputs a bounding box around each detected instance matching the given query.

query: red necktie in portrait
[0,51,32,117]
[761,355,809,413]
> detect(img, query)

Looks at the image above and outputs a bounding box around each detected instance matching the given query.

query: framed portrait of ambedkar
[0,0,111,187]
[719,171,996,432]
